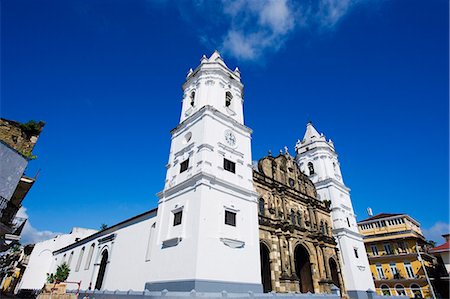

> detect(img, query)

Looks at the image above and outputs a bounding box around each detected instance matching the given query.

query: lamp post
[416,243,436,299]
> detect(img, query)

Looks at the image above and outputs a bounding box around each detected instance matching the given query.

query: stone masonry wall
[0,118,44,157]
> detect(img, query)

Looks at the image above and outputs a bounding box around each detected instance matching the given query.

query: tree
[100,223,108,230]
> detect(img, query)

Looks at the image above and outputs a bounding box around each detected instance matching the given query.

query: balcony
[374,276,427,285]
[369,252,416,261]
[375,269,427,281]
[369,254,436,267]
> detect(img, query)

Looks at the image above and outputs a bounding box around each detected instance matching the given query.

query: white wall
[50,212,156,292]
[148,184,260,286]
[151,104,260,286]
[335,231,374,291]
[18,228,97,291]
[440,251,450,274]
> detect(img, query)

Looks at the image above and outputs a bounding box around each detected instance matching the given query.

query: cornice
[314,177,350,193]
[333,227,365,241]
[159,171,258,203]
[53,209,157,255]
[183,62,242,90]
[171,105,252,136]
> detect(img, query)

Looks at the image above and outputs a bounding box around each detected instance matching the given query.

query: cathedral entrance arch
[95,250,109,290]
[329,258,340,288]
[294,244,314,293]
[259,243,272,293]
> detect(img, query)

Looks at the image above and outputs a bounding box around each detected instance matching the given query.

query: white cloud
[16,207,61,245]
[219,0,296,60]
[422,221,450,244]
[188,0,371,61]
[313,0,354,30]
[258,0,295,34]
[146,0,373,61]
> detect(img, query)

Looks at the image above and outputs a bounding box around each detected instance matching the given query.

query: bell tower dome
[180,50,244,124]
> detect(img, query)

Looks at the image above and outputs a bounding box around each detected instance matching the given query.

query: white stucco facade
[20,211,159,292]
[440,251,450,274]
[50,210,157,292]
[295,123,375,298]
[17,227,97,291]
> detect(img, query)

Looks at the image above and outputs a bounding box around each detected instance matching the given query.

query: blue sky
[2,0,448,244]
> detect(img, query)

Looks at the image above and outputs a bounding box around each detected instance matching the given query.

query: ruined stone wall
[0,118,44,157]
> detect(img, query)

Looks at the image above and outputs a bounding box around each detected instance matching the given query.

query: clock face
[224,130,236,147]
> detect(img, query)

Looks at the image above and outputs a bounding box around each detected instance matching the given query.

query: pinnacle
[303,122,321,141]
[208,50,222,62]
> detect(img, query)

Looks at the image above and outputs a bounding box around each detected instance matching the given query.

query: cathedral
[18,52,376,299]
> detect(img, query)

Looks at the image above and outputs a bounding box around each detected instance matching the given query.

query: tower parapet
[180,51,244,124]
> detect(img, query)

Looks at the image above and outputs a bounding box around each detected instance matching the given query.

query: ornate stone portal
[254,152,346,295]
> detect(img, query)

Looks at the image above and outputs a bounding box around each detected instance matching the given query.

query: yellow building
[357,213,436,298]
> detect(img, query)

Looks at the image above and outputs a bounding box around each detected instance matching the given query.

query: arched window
[190,91,195,107]
[380,285,391,296]
[395,284,406,296]
[308,162,315,175]
[85,243,95,270]
[67,251,74,266]
[258,198,265,215]
[95,250,109,290]
[62,253,67,264]
[145,223,156,261]
[75,247,85,272]
[225,91,232,107]
[325,222,329,235]
[410,284,423,298]
[329,258,340,288]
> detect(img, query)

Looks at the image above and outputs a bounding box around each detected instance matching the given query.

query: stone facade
[254,152,345,295]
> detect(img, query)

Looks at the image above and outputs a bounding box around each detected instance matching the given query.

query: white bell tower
[295,122,375,299]
[146,51,262,293]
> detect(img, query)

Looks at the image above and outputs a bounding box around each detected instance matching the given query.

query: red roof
[430,241,450,253]
[358,213,403,223]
